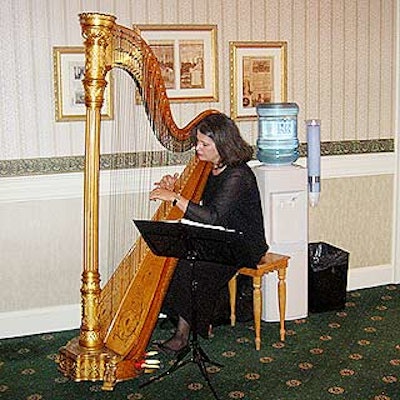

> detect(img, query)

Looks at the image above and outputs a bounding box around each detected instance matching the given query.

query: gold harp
[57,13,219,390]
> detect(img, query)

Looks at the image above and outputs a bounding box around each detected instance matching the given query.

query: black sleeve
[184,169,244,225]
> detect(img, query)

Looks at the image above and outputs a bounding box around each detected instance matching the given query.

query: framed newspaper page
[137,24,218,102]
[229,41,287,120]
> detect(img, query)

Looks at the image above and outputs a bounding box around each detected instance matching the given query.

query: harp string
[100,70,153,288]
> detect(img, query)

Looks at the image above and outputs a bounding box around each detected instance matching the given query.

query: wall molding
[0,139,394,178]
[0,151,193,178]
[0,263,395,339]
[0,166,185,203]
[0,152,394,203]
[294,152,396,179]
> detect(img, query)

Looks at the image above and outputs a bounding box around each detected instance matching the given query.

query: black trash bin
[308,242,350,313]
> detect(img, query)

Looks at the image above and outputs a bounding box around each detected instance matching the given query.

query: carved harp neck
[79,12,218,152]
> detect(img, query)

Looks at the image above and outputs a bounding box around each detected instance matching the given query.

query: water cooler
[254,103,308,321]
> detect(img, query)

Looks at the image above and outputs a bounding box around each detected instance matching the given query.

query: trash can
[308,242,350,313]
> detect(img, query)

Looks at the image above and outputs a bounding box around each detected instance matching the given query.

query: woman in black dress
[149,113,268,354]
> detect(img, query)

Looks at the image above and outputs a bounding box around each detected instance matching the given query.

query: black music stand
[134,219,248,400]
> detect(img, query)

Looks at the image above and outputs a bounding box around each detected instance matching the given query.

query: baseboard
[0,264,395,339]
[347,264,395,291]
[0,304,80,339]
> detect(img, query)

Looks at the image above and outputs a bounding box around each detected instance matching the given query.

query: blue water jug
[256,103,299,165]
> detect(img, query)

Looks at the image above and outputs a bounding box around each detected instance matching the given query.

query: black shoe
[153,341,189,357]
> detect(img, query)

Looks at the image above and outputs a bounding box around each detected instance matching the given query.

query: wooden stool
[228,252,290,350]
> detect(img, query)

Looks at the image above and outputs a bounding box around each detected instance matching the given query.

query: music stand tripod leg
[185,249,222,399]
[140,249,223,400]
[139,345,191,388]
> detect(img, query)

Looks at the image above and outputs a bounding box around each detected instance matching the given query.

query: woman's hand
[149,187,176,202]
[150,172,188,213]
[154,173,179,191]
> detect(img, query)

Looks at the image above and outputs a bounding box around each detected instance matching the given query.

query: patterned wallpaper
[0,0,397,177]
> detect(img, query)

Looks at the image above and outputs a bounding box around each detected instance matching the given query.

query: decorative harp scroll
[57,12,219,390]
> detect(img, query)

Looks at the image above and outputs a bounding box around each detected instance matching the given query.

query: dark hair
[193,113,254,166]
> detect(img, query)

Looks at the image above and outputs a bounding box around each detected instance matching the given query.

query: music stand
[134,219,248,400]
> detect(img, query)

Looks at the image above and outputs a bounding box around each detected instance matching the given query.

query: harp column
[79,13,115,350]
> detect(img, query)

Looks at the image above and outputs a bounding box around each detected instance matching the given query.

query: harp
[57,13,219,390]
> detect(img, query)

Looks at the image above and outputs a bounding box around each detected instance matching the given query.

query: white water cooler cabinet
[254,163,308,321]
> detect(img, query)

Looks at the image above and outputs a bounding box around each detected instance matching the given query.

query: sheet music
[135,218,246,265]
[165,218,237,233]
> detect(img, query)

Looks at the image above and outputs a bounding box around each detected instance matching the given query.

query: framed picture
[53,46,113,122]
[136,24,218,102]
[229,41,287,120]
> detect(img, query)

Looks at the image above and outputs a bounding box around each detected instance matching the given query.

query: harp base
[57,336,141,391]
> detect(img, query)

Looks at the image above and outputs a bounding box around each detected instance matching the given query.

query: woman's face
[195,131,220,165]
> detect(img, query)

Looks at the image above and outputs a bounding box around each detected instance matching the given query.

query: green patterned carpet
[1,285,399,400]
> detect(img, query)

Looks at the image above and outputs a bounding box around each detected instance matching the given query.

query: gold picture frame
[53,46,113,122]
[230,41,287,120]
[136,24,218,102]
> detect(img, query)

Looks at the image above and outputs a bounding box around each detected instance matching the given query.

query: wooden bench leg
[277,267,287,342]
[228,275,237,327]
[252,276,262,351]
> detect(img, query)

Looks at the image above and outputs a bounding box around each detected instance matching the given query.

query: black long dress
[162,163,269,337]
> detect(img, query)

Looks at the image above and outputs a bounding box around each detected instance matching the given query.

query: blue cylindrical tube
[306,119,321,206]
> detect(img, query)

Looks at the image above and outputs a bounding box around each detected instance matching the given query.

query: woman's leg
[162,259,239,346]
[159,316,191,352]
